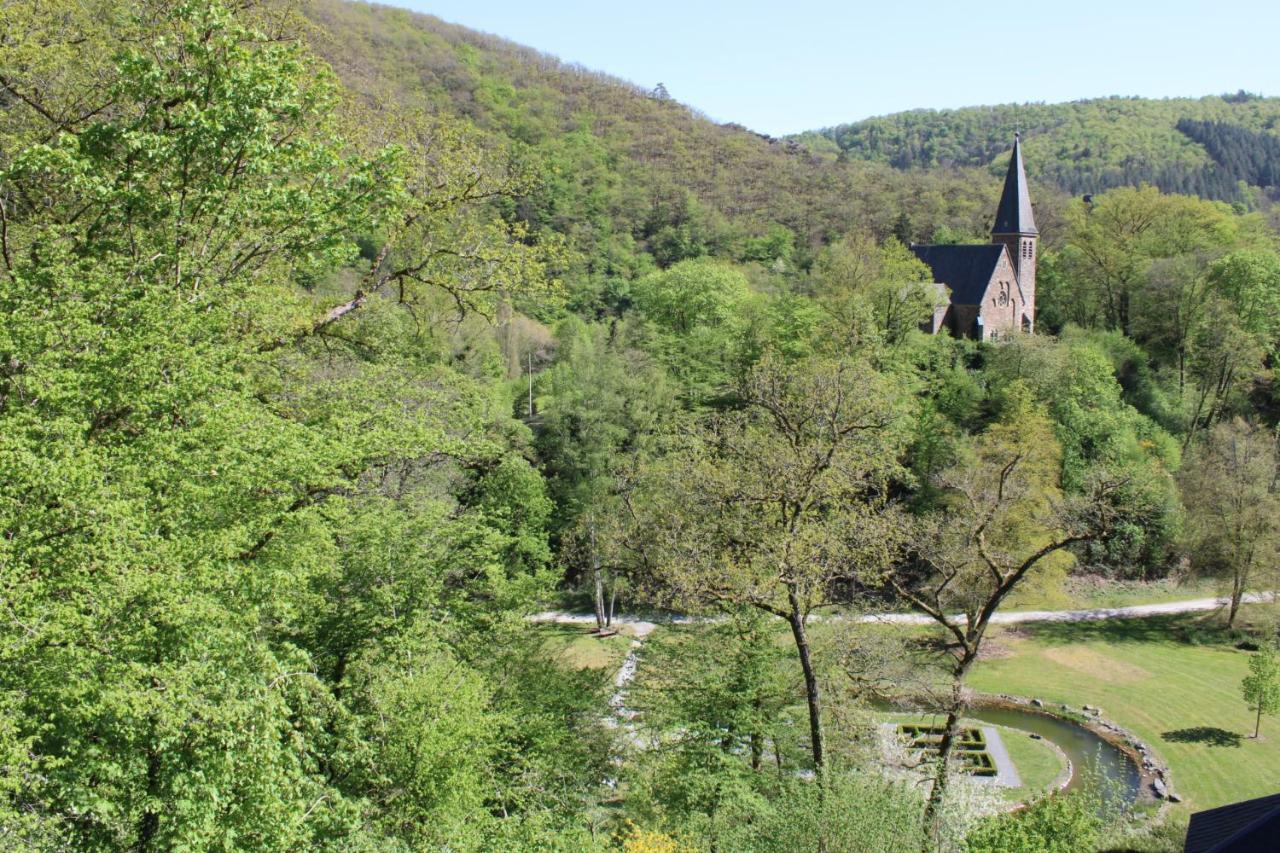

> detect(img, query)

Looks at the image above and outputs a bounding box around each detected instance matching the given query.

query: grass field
[1001,726,1069,797]
[969,609,1280,812]
[537,623,635,671]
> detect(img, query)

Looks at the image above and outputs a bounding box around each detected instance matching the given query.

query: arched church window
[996,281,1010,307]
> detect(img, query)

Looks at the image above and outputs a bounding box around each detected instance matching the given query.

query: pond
[964,704,1141,802]
[876,700,1143,803]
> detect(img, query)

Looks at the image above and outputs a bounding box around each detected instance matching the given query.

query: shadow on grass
[1012,612,1233,647]
[1161,727,1243,747]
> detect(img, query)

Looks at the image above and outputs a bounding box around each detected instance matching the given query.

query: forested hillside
[302,0,1049,258]
[3,2,1279,850]
[799,95,1280,202]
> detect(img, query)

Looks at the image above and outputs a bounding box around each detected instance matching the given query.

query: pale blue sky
[380,0,1280,136]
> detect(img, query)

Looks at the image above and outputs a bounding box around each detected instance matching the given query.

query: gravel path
[530,591,1274,632]
[981,726,1022,788]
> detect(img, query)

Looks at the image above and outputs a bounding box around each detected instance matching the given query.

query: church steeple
[991,133,1037,333]
[992,133,1037,236]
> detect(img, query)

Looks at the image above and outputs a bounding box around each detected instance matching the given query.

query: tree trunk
[751,694,764,771]
[590,521,606,631]
[1184,381,1212,451]
[1255,704,1263,739]
[922,702,963,843]
[592,566,606,632]
[1203,365,1236,437]
[1228,572,1243,630]
[923,653,976,842]
[785,603,824,773]
[138,748,161,850]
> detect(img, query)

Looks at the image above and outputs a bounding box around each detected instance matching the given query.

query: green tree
[1055,186,1237,336]
[630,614,791,774]
[0,3,572,846]
[623,617,784,841]
[815,233,943,348]
[345,628,500,847]
[1181,250,1280,445]
[735,291,828,366]
[629,257,753,400]
[1205,248,1280,351]
[1180,419,1280,627]
[537,319,677,628]
[888,388,1135,836]
[739,223,796,266]
[1242,642,1280,739]
[627,354,911,772]
[1,5,393,843]
[963,789,1105,853]
[984,335,1181,573]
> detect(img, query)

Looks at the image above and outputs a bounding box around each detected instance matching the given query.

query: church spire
[992,133,1037,236]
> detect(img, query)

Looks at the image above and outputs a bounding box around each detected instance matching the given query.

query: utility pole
[527,349,534,418]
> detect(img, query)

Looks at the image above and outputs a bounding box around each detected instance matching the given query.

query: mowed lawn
[968,612,1279,812]
[536,622,635,671]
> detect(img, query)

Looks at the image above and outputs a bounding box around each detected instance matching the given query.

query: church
[911,134,1037,340]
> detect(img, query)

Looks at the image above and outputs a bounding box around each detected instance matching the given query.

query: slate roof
[909,243,1005,306]
[992,133,1038,236]
[1185,792,1280,853]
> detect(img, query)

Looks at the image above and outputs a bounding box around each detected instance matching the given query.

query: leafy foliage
[1181,419,1280,626]
[963,789,1106,853]
[1242,642,1280,738]
[5,0,1280,849]
[0,3,603,847]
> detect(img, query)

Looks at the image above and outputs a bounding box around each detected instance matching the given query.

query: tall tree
[537,319,677,629]
[0,2,568,845]
[1055,186,1236,336]
[814,233,942,348]
[1180,419,1280,627]
[984,335,1181,573]
[629,257,753,400]
[887,387,1132,836]
[626,354,911,772]
[1181,250,1280,445]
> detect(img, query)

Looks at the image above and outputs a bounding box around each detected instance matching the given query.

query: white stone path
[981,726,1021,788]
[531,591,1275,634]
